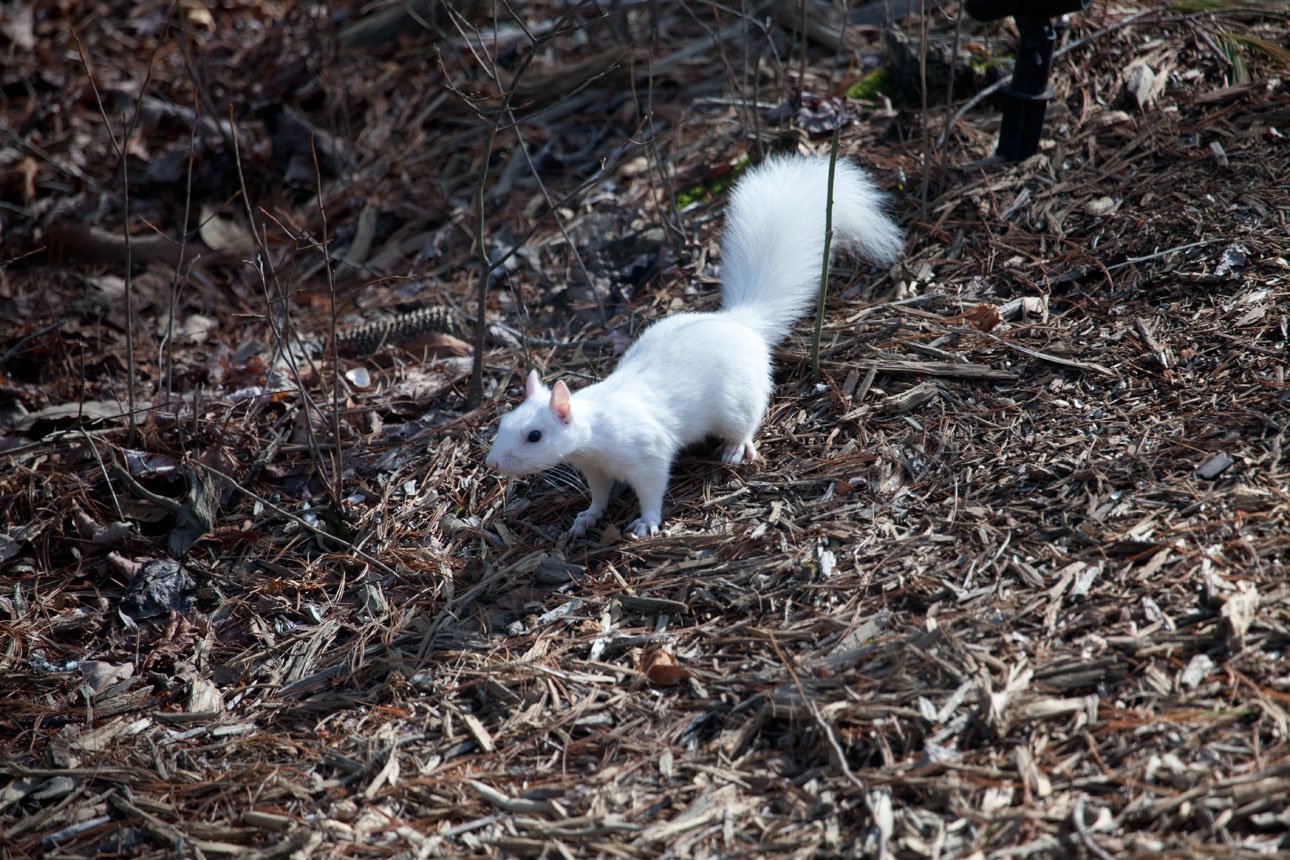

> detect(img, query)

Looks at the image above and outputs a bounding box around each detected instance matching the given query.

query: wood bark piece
[786,351,1018,380]
[1196,453,1234,479]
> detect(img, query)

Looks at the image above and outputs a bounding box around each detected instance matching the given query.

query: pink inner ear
[550,380,572,424]
[525,369,541,398]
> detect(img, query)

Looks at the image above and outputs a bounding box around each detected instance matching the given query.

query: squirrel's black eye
[527,430,542,443]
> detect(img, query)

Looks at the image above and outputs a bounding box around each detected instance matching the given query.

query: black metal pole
[965,0,1091,162]
[996,16,1058,161]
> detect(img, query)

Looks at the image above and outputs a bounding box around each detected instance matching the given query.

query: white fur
[485,155,903,537]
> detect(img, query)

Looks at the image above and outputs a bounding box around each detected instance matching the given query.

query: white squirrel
[485,154,903,537]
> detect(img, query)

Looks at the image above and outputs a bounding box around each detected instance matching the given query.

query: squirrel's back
[719,155,902,343]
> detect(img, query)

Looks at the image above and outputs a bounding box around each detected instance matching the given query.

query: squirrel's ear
[549,381,572,424]
[525,369,542,398]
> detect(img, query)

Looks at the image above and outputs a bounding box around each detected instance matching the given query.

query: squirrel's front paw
[626,517,660,538]
[570,509,601,536]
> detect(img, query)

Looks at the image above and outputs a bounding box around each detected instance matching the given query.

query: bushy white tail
[720,155,903,343]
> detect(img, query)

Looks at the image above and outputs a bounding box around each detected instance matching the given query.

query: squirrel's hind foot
[627,517,660,538]
[718,440,758,465]
[570,509,601,536]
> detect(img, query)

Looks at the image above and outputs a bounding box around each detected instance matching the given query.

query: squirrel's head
[485,370,577,476]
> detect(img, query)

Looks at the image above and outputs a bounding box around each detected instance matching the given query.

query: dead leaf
[198,206,257,256]
[0,4,35,51]
[1084,196,1119,217]
[640,648,688,686]
[121,559,196,618]
[80,660,134,696]
[1090,108,1132,128]
[181,0,215,31]
[764,93,861,135]
[158,312,218,345]
[407,331,472,358]
[1125,61,1165,110]
[962,303,1003,331]
[1221,581,1258,654]
[1020,295,1050,322]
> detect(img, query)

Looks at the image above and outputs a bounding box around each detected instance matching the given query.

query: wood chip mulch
[2,2,1288,857]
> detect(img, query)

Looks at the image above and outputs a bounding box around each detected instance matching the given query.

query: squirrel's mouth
[488,456,545,478]
[485,451,519,475]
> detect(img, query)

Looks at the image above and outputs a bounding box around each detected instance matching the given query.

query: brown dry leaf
[640,648,688,686]
[407,331,472,358]
[961,303,1003,331]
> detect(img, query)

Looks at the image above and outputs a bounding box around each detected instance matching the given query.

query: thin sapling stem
[811,126,841,383]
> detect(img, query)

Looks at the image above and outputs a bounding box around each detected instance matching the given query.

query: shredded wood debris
[2,1,1289,858]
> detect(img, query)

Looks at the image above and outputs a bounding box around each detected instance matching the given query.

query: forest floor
[2,1,1289,858]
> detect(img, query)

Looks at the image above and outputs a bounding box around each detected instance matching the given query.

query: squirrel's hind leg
[715,383,769,465]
